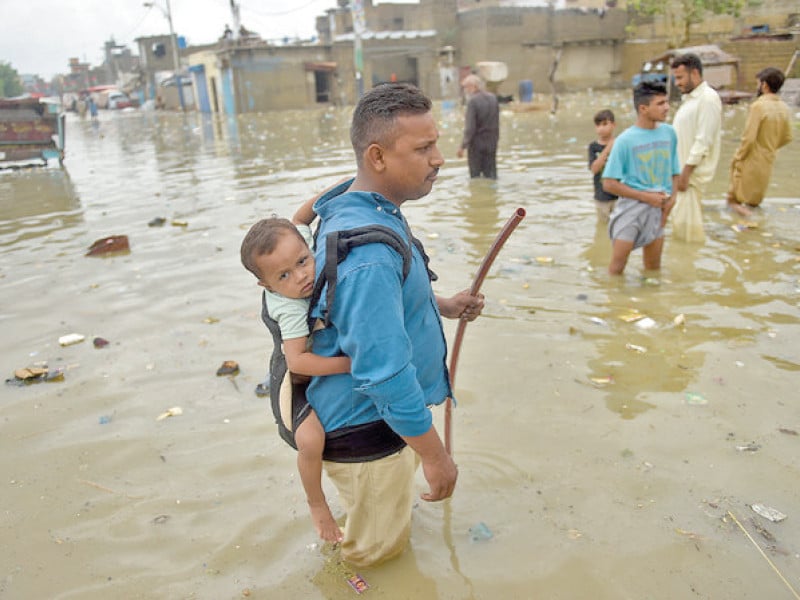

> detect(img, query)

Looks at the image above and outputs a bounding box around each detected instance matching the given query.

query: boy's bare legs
[642,236,664,270]
[609,238,634,275]
[294,410,343,543]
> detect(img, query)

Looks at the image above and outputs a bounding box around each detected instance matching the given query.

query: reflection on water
[0,169,82,246]
[1,95,798,599]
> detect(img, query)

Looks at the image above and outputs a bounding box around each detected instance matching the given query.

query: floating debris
[684,392,707,405]
[749,517,776,542]
[171,220,189,227]
[346,573,369,594]
[156,407,183,421]
[14,366,47,380]
[590,375,614,387]
[7,366,65,385]
[674,527,705,541]
[634,317,657,330]
[535,256,553,264]
[59,333,85,346]
[98,415,113,425]
[93,337,110,348]
[778,428,797,436]
[589,317,608,326]
[203,317,220,324]
[735,443,761,452]
[731,221,759,232]
[618,310,644,323]
[86,235,130,256]
[469,521,493,541]
[625,343,647,354]
[673,313,686,326]
[216,360,240,376]
[148,217,166,227]
[750,503,787,523]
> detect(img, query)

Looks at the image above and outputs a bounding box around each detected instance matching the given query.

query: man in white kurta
[670,53,722,243]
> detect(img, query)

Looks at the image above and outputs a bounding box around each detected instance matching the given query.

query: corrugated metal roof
[646,44,739,67]
[334,30,437,42]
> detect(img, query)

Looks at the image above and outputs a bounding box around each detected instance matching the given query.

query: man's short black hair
[350,83,432,167]
[756,67,786,94]
[671,53,703,75]
[593,109,615,124]
[633,81,667,111]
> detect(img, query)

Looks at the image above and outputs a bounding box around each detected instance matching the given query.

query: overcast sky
[0,0,344,79]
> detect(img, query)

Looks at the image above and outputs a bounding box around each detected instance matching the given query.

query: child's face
[255,231,316,299]
[595,119,615,140]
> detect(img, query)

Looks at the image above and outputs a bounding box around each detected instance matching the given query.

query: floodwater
[1,92,798,600]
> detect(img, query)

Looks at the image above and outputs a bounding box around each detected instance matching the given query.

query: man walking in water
[309,83,485,567]
[457,74,500,179]
[727,67,793,216]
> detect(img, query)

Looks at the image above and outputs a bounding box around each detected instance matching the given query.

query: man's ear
[365,143,386,172]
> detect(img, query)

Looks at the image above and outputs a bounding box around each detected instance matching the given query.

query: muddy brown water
[1,92,798,599]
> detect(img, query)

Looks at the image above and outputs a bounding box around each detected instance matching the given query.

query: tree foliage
[628,0,747,47]
[0,61,24,98]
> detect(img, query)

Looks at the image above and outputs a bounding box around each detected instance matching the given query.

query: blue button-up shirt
[308,185,452,437]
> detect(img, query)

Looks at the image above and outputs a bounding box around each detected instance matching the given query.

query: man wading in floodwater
[306,83,485,567]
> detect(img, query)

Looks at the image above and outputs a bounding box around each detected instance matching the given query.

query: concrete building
[184,0,797,114]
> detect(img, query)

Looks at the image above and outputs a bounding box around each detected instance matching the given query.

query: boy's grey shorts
[608,196,664,249]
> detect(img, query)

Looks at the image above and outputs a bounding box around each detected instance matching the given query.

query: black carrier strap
[260,224,437,460]
[309,225,416,328]
[260,290,302,450]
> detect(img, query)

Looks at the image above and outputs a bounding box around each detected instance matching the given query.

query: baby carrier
[259,224,436,457]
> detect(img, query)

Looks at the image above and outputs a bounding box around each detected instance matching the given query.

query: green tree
[0,61,24,97]
[628,0,747,47]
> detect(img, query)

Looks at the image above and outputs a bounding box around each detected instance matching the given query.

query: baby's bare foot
[308,500,343,543]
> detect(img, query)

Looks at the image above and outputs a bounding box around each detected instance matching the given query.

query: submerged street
[1,94,799,599]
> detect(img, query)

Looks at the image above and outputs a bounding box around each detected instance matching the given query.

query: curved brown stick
[445,207,526,455]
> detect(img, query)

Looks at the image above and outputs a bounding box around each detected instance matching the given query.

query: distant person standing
[727,67,793,216]
[88,96,99,121]
[669,53,722,243]
[457,74,500,179]
[587,109,618,223]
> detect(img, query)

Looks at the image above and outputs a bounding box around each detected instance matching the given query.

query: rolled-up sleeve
[686,94,721,166]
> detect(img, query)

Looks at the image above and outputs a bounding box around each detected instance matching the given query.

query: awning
[304,61,337,72]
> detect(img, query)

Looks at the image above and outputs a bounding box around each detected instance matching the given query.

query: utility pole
[229,0,242,39]
[351,0,365,99]
[144,0,186,110]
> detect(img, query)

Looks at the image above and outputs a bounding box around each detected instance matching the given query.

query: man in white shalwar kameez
[670,53,722,244]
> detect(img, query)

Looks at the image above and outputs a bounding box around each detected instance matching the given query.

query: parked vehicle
[0,96,65,167]
[107,91,136,110]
